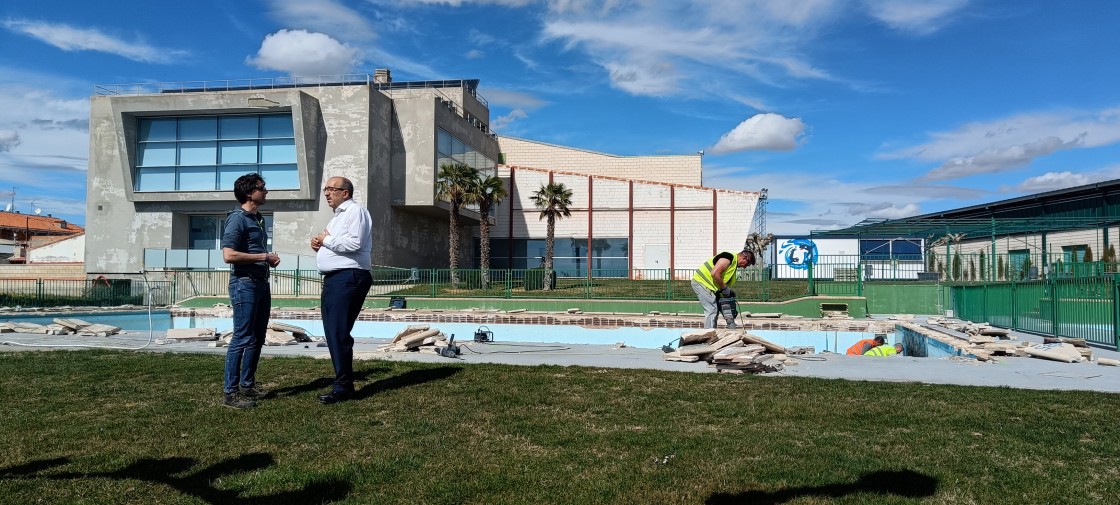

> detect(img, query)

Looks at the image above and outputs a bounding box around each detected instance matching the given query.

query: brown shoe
[240,387,268,399]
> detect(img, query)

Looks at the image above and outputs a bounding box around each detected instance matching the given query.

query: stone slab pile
[925,317,1105,364]
[0,318,122,337]
[663,328,802,374]
[380,324,455,355]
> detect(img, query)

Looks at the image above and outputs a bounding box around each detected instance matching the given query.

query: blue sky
[1,0,1119,235]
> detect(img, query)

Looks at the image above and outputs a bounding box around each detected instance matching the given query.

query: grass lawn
[2,351,1118,504]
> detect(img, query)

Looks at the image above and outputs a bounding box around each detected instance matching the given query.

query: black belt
[232,272,269,281]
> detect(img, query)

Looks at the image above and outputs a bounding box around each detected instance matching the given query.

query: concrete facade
[86,78,496,275]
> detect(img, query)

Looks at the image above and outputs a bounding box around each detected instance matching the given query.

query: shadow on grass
[352,366,462,401]
[269,367,391,398]
[0,453,350,504]
[705,469,938,504]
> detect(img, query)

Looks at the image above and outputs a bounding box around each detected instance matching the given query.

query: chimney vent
[373,68,392,84]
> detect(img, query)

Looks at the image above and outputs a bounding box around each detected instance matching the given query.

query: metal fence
[0,278,173,308]
[952,275,1118,348]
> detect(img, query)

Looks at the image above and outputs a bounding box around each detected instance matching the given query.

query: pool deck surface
[2,317,1118,394]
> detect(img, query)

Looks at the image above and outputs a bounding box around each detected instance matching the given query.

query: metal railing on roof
[93,75,489,108]
[93,74,374,96]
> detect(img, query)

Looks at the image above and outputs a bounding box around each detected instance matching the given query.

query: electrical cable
[459,342,571,354]
[2,271,159,351]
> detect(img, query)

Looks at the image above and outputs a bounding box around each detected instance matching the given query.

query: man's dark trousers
[321,268,373,393]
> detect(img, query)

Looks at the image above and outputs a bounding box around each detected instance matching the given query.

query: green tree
[979,250,987,281]
[927,249,937,272]
[998,256,1006,280]
[952,251,962,281]
[472,174,508,289]
[1107,244,1117,272]
[530,182,574,291]
[436,162,480,288]
[968,258,976,281]
[1021,256,1033,281]
[1084,245,1094,263]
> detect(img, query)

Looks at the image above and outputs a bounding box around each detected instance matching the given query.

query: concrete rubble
[378,324,456,355]
[167,321,320,347]
[663,328,807,374]
[0,318,122,337]
[924,316,1105,364]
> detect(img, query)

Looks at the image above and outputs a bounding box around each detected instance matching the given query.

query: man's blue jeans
[224,276,271,394]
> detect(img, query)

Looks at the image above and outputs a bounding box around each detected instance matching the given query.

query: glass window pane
[179,141,217,165]
[437,156,454,170]
[220,140,258,164]
[220,116,258,139]
[138,142,176,166]
[452,137,466,156]
[178,166,216,191]
[260,114,293,137]
[139,118,176,141]
[259,139,295,163]
[260,164,299,189]
[136,167,175,191]
[178,117,217,140]
[437,129,452,156]
[219,166,252,190]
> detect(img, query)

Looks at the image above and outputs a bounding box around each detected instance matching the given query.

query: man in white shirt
[310,176,373,404]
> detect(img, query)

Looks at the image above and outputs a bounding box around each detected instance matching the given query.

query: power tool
[717,292,739,329]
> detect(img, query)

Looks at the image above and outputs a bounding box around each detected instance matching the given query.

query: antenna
[34,208,42,216]
[3,203,10,212]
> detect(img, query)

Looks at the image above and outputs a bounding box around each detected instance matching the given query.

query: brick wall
[0,263,85,280]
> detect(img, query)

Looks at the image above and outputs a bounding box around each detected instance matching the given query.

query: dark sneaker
[240,387,268,399]
[223,393,257,409]
[318,390,353,405]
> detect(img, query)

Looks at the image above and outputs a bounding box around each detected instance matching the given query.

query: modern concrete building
[85,71,760,278]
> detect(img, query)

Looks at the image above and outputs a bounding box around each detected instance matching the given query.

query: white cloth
[316,199,373,273]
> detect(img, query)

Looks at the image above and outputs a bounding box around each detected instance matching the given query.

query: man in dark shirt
[220,173,280,409]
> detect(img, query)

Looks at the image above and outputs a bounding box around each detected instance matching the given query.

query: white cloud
[0,130,20,152]
[710,113,805,154]
[266,0,376,40]
[246,30,362,76]
[604,60,679,96]
[879,109,1120,181]
[863,0,970,36]
[492,108,528,132]
[1006,168,1120,193]
[2,19,188,63]
[466,49,485,59]
[842,202,922,219]
[922,135,1085,181]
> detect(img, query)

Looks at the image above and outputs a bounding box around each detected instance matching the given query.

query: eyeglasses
[322,186,346,194]
[254,185,267,192]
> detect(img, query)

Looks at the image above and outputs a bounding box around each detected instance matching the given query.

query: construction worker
[846,335,886,355]
[865,343,904,357]
[691,249,756,328]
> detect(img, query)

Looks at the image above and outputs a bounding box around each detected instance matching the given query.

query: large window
[135,114,298,192]
[483,238,629,277]
[437,128,495,179]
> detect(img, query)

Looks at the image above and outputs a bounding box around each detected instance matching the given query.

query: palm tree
[530,182,573,291]
[435,162,479,288]
[472,174,508,289]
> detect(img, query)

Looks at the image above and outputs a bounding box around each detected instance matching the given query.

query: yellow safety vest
[692,252,738,292]
[864,344,898,357]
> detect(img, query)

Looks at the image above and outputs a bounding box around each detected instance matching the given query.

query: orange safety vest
[846,339,878,356]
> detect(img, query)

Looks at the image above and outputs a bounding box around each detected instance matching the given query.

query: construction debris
[0,319,122,336]
[664,329,793,374]
[381,325,457,355]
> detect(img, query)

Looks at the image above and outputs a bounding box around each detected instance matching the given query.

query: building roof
[0,211,84,235]
[813,178,1120,240]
